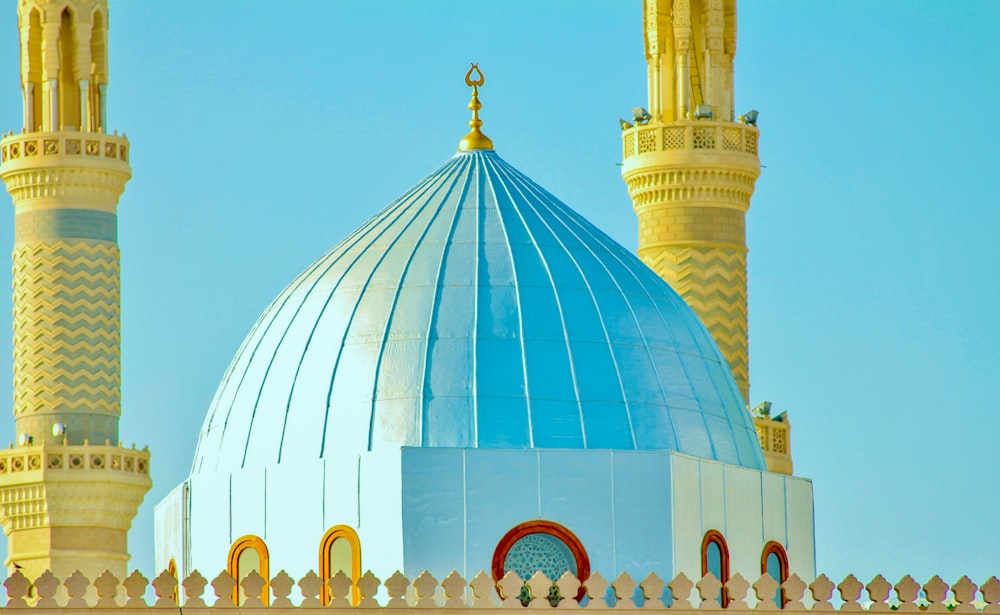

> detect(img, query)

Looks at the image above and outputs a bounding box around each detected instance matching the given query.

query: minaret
[621,0,759,404]
[0,0,150,580]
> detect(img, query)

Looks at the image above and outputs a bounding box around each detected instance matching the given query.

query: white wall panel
[188,472,234,575]
[724,465,764,581]
[785,477,816,579]
[153,481,187,576]
[761,471,787,545]
[266,461,325,578]
[670,454,701,578]
[358,450,405,576]
[230,465,266,541]
[323,450,361,529]
[539,449,614,575]
[699,460,726,533]
[612,452,672,579]
[464,449,540,573]
[401,449,467,577]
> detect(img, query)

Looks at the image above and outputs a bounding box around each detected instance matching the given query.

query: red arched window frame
[227,535,269,605]
[319,525,362,606]
[701,530,730,607]
[492,520,590,601]
[761,541,789,607]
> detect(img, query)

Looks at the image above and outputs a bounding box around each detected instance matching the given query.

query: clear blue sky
[0,1,997,586]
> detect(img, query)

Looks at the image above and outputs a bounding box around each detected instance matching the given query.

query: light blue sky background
[0,0,997,586]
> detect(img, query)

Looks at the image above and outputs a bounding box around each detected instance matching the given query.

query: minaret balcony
[0,440,149,480]
[0,130,130,174]
[0,131,132,210]
[0,441,152,567]
[621,120,759,174]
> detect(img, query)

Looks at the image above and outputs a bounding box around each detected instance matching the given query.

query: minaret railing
[622,121,758,161]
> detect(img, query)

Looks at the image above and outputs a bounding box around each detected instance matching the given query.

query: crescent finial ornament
[465,63,485,88]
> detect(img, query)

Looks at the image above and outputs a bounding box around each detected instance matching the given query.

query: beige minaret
[621,0,759,404]
[0,0,150,580]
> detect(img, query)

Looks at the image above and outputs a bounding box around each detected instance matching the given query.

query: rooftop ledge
[621,120,759,170]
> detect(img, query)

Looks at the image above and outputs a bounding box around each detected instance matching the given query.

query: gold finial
[458,63,494,152]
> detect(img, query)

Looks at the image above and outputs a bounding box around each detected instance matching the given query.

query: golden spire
[458,63,494,151]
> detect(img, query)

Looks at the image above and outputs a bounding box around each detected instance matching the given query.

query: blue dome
[193,150,765,473]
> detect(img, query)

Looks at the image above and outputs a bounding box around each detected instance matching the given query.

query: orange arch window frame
[227,535,269,605]
[761,541,789,606]
[491,520,590,601]
[167,558,178,603]
[701,530,731,607]
[319,525,362,606]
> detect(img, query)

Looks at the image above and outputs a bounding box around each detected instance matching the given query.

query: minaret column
[623,0,759,404]
[0,0,150,581]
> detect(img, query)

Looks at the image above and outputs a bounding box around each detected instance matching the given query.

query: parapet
[0,568,997,611]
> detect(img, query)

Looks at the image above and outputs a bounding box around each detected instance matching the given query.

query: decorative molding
[0,131,130,210]
[622,122,759,162]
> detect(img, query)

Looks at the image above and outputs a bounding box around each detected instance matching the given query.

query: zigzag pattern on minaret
[641,246,749,400]
[12,241,120,417]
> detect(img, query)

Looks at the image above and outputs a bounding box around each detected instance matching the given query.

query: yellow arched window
[319,525,361,605]
[167,558,178,604]
[227,535,269,605]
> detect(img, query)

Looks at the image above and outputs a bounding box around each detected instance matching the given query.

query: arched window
[58,8,81,130]
[25,9,42,131]
[319,525,361,606]
[167,559,178,604]
[761,541,789,607]
[492,520,589,602]
[88,9,107,131]
[701,530,730,607]
[227,535,269,605]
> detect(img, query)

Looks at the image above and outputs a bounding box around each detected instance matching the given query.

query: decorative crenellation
[1,569,999,611]
[622,122,758,161]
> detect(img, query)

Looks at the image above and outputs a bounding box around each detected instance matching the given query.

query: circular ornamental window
[492,520,589,600]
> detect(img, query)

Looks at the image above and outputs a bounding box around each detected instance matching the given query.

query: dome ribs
[478,158,533,448]
[368,154,467,450]
[192,151,765,473]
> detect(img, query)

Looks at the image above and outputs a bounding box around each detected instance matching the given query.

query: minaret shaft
[624,0,758,403]
[0,0,150,581]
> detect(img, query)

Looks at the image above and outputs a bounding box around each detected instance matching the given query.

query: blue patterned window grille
[502,532,578,580]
